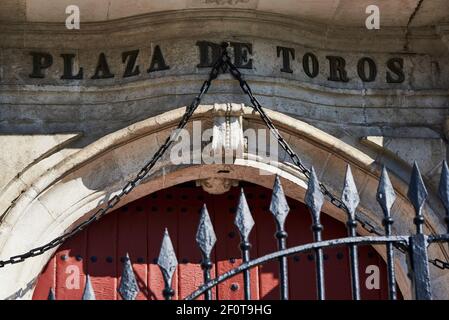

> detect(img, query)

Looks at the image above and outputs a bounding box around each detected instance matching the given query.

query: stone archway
[0,104,447,299]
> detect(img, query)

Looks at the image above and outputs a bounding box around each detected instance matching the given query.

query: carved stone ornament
[211,103,244,160]
[196,177,239,194]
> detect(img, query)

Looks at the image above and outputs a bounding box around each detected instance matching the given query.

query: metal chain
[222,51,447,264]
[5,278,36,300]
[0,51,226,268]
[223,53,383,234]
[429,258,449,270]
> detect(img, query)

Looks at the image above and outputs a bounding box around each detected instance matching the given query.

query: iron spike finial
[407,162,428,217]
[118,253,139,300]
[47,287,55,300]
[157,229,178,291]
[377,166,397,218]
[269,175,290,230]
[82,274,96,300]
[234,188,255,242]
[305,167,324,223]
[341,165,360,220]
[196,204,217,259]
[439,160,449,215]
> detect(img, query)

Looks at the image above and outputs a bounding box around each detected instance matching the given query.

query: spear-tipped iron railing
[341,165,361,300]
[45,161,449,301]
[270,175,290,300]
[234,188,255,300]
[305,167,325,300]
[167,162,448,301]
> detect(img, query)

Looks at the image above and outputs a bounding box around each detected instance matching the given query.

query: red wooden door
[33,182,397,300]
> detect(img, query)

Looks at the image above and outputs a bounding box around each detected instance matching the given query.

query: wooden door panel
[213,190,259,300]
[55,229,87,300]
[117,200,148,300]
[86,211,118,300]
[286,202,316,300]
[177,188,216,300]
[32,183,396,300]
[33,256,56,300]
[147,190,179,300]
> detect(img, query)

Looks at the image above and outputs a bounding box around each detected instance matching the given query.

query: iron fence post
[196,204,217,300]
[157,229,178,300]
[341,165,361,300]
[305,167,325,300]
[235,188,255,300]
[377,166,397,300]
[409,234,432,300]
[270,176,290,300]
[407,162,432,300]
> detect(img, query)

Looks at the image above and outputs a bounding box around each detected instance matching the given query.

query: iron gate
[158,163,448,301]
[41,162,449,301]
[2,43,449,300]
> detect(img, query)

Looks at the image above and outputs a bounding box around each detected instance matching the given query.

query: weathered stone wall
[1,9,448,200]
[1,11,448,140]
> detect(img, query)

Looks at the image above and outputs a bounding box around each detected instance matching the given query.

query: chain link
[5,278,37,300]
[429,258,449,270]
[0,50,227,269]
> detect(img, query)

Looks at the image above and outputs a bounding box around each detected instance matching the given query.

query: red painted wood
[55,229,87,300]
[252,189,279,300]
[147,189,179,300]
[177,188,217,300]
[359,246,390,300]
[213,191,246,300]
[321,217,352,300]
[286,201,316,299]
[32,256,56,300]
[213,189,259,300]
[33,183,398,300]
[86,210,118,300]
[117,199,148,300]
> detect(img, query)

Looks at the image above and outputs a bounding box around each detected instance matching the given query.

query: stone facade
[0,4,448,299]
